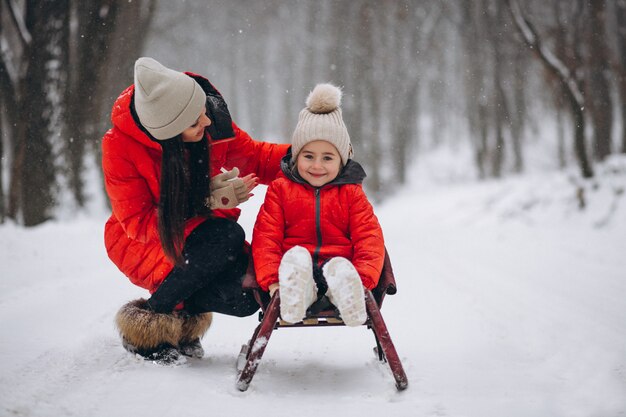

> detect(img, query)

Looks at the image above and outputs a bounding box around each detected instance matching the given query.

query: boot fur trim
[180,312,213,344]
[115,298,183,351]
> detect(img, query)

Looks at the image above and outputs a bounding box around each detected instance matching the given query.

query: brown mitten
[207,167,249,209]
[210,167,240,190]
[207,184,239,209]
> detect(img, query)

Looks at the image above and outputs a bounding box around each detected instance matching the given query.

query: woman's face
[181,107,211,142]
[296,140,342,187]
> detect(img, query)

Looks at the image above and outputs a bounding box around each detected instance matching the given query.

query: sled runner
[235,249,408,392]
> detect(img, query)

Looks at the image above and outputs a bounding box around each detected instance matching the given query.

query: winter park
[1,1,626,417]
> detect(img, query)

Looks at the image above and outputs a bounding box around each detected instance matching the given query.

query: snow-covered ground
[1,156,625,417]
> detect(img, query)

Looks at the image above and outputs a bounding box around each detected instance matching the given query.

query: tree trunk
[556,107,566,168]
[0,103,4,223]
[1,0,23,221]
[64,0,156,208]
[510,48,526,173]
[65,0,121,208]
[17,0,69,226]
[462,0,489,179]
[359,3,382,196]
[587,0,613,160]
[490,0,508,178]
[615,0,626,153]
[390,2,424,185]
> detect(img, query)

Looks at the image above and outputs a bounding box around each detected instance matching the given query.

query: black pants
[147,217,259,317]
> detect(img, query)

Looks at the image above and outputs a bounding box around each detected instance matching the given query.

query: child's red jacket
[252,153,385,292]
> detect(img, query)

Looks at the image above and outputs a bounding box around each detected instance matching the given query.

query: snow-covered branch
[0,34,18,87]
[4,0,32,47]
[507,0,584,107]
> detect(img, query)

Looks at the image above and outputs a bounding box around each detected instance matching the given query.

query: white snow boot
[278,246,318,323]
[323,257,367,327]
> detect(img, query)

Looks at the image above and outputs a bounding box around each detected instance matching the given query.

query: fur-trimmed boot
[115,298,185,365]
[178,311,213,359]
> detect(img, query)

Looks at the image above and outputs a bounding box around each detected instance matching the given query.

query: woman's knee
[227,293,260,317]
[201,217,244,248]
[185,218,245,259]
[220,219,245,250]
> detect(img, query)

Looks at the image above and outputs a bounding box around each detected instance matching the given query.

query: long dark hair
[130,96,211,266]
[158,136,211,266]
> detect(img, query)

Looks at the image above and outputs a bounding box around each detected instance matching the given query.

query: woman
[102,57,288,364]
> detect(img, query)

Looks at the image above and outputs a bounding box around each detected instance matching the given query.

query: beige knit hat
[291,83,352,165]
[134,57,206,140]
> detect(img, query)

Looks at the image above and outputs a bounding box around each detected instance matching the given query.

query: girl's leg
[147,217,246,313]
[278,246,317,323]
[323,257,366,326]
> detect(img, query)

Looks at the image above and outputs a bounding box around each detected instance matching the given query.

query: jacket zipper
[313,188,322,266]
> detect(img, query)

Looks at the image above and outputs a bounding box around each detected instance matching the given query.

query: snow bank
[1,157,625,417]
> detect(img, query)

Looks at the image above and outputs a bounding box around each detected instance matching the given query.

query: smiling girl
[251,83,385,326]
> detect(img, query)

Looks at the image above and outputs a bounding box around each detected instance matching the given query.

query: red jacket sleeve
[347,185,385,289]
[102,133,160,243]
[251,180,286,291]
[223,123,289,185]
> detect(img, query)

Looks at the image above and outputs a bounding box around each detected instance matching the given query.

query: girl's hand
[268,282,279,297]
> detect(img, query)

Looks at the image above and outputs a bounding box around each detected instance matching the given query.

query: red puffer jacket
[102,74,288,292]
[252,154,385,291]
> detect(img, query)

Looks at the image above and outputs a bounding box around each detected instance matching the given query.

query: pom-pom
[305,83,342,114]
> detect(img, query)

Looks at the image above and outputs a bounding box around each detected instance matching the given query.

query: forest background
[0,0,624,226]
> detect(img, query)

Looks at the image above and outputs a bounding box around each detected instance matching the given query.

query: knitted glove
[207,168,252,209]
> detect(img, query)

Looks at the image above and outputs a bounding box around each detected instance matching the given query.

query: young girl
[252,84,385,326]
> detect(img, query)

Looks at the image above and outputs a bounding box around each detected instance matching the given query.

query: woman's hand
[207,168,258,209]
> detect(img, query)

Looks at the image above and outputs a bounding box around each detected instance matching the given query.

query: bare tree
[65,0,156,208]
[507,0,594,178]
[587,0,614,160]
[390,3,440,184]
[614,0,626,153]
[510,45,528,173]
[461,0,490,179]
[0,0,155,225]
[5,0,621,225]
[487,0,510,177]
[6,0,69,226]
[355,2,382,196]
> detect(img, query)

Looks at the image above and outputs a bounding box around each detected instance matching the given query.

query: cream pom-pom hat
[291,83,353,165]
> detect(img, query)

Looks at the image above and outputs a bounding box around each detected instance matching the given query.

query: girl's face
[296,140,342,187]
[181,107,211,142]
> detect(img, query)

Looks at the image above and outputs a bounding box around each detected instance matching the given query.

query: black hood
[280,146,366,187]
[190,74,235,141]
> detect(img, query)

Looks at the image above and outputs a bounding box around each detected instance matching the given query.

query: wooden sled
[235,250,408,392]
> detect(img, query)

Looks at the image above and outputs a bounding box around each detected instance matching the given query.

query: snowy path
[1,177,625,417]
